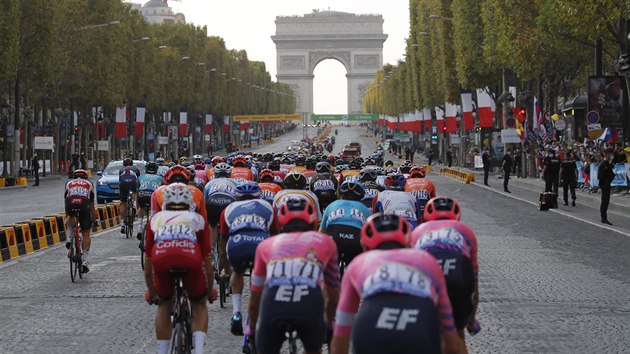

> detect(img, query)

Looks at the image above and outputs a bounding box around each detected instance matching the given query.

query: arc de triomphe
[272,10,387,118]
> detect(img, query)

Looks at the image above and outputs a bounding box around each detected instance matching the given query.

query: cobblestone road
[1,125,628,353]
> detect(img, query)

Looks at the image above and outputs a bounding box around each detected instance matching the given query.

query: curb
[0,202,121,263]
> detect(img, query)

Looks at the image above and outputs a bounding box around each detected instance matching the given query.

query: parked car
[346,142,362,154]
[96,160,146,204]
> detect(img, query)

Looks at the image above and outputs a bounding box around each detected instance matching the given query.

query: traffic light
[431,132,438,140]
[74,125,79,133]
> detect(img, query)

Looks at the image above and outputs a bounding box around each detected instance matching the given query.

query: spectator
[409,146,415,163]
[79,152,87,170]
[542,148,560,195]
[427,146,433,166]
[559,151,578,206]
[447,149,453,167]
[32,154,40,186]
[482,148,491,186]
[69,153,80,178]
[514,149,522,178]
[598,148,616,225]
[502,149,512,193]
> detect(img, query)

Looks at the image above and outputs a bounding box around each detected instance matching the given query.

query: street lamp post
[1,100,9,178]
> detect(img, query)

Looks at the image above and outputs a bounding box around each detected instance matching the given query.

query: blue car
[96,160,146,204]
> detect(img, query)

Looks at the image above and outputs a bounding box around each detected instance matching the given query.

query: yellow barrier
[14,224,34,254]
[1,227,19,260]
[0,178,4,187]
[439,167,475,184]
[28,219,48,249]
[87,169,92,178]
[15,177,28,186]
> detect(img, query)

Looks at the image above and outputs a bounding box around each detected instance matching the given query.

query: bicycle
[137,209,148,270]
[170,268,194,354]
[67,211,84,282]
[243,322,298,354]
[213,247,230,309]
[124,191,135,239]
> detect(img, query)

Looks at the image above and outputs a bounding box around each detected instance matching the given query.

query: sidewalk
[0,174,65,191]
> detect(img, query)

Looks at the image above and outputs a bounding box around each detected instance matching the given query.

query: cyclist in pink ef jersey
[410,197,480,342]
[247,199,340,354]
[330,213,467,354]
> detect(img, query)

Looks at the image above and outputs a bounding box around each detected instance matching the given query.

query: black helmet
[316,161,332,174]
[123,158,133,167]
[339,180,366,201]
[284,171,307,190]
[359,167,377,183]
[146,161,158,174]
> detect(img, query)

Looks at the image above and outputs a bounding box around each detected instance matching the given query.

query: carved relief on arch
[280,56,306,70]
[309,51,351,72]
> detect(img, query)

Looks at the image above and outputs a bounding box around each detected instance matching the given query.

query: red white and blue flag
[179,107,187,137]
[114,105,126,138]
[135,104,146,137]
[205,114,213,134]
[461,92,474,131]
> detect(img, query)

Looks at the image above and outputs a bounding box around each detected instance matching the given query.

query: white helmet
[163,183,194,210]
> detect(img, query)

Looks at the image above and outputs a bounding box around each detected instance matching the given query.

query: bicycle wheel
[219,276,226,308]
[76,233,83,279]
[170,322,190,354]
[69,247,76,282]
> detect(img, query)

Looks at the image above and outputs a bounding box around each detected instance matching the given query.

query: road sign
[586,111,600,124]
[34,136,54,150]
[311,114,378,121]
[97,140,109,150]
[554,119,566,131]
[505,117,516,128]
[501,128,521,143]
[158,136,169,145]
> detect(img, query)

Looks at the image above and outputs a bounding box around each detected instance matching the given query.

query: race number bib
[68,186,89,198]
[415,228,468,255]
[155,224,196,242]
[362,262,433,299]
[266,257,322,288]
[410,189,430,201]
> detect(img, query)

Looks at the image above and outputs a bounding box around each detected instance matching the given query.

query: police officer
[542,148,560,195]
[559,151,578,206]
[598,148,616,225]
[482,148,491,186]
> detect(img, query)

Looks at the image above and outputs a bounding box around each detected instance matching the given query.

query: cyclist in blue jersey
[119,158,140,234]
[219,182,278,336]
[136,161,164,240]
[320,180,371,267]
[358,167,383,209]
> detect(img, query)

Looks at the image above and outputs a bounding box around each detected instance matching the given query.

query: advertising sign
[587,76,628,131]
[34,136,54,150]
[311,114,378,121]
[501,129,521,143]
[97,140,109,150]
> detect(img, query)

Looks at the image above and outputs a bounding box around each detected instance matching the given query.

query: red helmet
[424,197,461,221]
[164,165,191,184]
[278,198,318,227]
[211,156,225,167]
[409,166,426,178]
[361,213,410,251]
[259,169,275,183]
[194,162,205,170]
[233,155,247,167]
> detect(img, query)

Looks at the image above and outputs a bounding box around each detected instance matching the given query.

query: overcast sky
[138,0,409,113]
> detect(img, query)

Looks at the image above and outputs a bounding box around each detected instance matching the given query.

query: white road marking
[472,182,630,238]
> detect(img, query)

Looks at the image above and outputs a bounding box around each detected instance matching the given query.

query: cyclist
[119,158,140,234]
[144,183,214,354]
[267,159,286,186]
[258,169,283,204]
[192,155,209,187]
[320,180,371,267]
[150,166,207,223]
[247,199,340,354]
[372,173,420,228]
[358,167,383,209]
[398,160,413,175]
[338,159,361,184]
[156,157,169,176]
[136,161,164,240]
[64,169,98,273]
[410,197,479,344]
[231,155,254,181]
[330,213,466,354]
[405,166,436,221]
[219,182,278,336]
[204,162,238,272]
[272,171,321,221]
[309,161,339,213]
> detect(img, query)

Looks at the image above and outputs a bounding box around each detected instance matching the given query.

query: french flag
[533,96,542,131]
[461,92,474,130]
[114,105,126,138]
[205,114,213,134]
[135,104,146,137]
[445,102,457,133]
[179,107,187,137]
[411,110,422,132]
[476,88,495,128]
[223,116,230,133]
[435,106,445,132]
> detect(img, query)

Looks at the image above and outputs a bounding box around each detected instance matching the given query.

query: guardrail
[0,202,121,263]
[439,167,475,184]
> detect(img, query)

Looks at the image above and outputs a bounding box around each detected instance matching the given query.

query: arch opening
[313,59,348,115]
